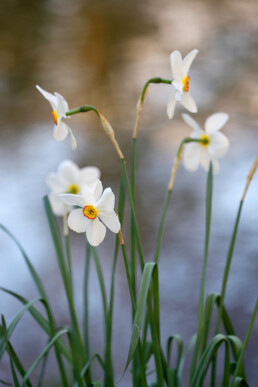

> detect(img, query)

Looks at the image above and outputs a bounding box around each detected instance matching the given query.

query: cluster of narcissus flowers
[40,48,229,245]
[47,160,100,216]
[46,161,120,246]
[60,179,120,247]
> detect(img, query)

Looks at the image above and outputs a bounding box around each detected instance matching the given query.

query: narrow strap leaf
[119,262,157,378]
[22,328,70,386]
[0,298,42,358]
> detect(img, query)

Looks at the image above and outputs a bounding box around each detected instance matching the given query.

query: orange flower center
[52,110,59,125]
[182,76,190,92]
[83,205,98,220]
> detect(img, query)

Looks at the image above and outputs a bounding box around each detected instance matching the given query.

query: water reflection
[1,0,258,385]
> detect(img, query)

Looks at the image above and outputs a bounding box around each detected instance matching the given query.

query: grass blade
[0,298,42,358]
[120,262,158,378]
[0,287,71,362]
[22,328,70,387]
[166,335,183,370]
[231,298,258,385]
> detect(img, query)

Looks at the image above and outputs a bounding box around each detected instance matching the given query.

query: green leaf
[178,334,196,381]
[0,225,68,386]
[0,287,71,362]
[166,335,183,370]
[0,380,11,386]
[22,328,70,386]
[0,298,42,358]
[231,377,249,387]
[167,368,177,387]
[0,225,48,301]
[191,334,229,386]
[120,262,157,377]
[10,359,20,387]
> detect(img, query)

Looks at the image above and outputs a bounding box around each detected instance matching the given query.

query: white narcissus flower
[47,160,100,216]
[182,113,229,174]
[36,85,77,150]
[167,49,198,119]
[59,180,120,246]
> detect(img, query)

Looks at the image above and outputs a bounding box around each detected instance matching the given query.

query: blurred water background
[0,0,258,385]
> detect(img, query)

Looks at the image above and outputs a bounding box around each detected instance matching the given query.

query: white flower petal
[68,208,90,233]
[57,160,80,184]
[200,148,211,171]
[208,132,229,158]
[59,193,86,207]
[182,49,199,76]
[205,113,229,135]
[46,173,66,193]
[80,188,96,205]
[54,122,68,141]
[36,85,57,110]
[98,211,120,233]
[167,89,177,119]
[175,90,183,101]
[180,93,197,113]
[86,218,106,246]
[183,142,202,171]
[172,81,183,94]
[170,50,183,81]
[96,188,115,212]
[80,167,101,183]
[66,124,77,150]
[49,193,65,216]
[182,114,201,132]
[92,179,103,201]
[54,92,69,117]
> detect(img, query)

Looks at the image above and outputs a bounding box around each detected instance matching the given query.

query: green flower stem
[105,176,126,387]
[133,78,172,139]
[211,157,258,385]
[140,77,172,104]
[83,243,91,357]
[66,105,99,117]
[154,137,207,265]
[131,138,137,299]
[217,157,258,333]
[231,297,258,384]
[216,202,243,334]
[121,158,145,270]
[191,163,213,378]
[119,235,148,387]
[64,235,73,294]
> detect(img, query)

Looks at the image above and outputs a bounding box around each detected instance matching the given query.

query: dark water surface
[1,0,258,385]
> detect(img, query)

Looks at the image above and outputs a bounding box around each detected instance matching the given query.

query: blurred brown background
[0,0,258,385]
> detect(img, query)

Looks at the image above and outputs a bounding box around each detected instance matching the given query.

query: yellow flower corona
[182,76,190,92]
[68,184,80,194]
[200,134,210,147]
[83,205,98,220]
[51,110,59,125]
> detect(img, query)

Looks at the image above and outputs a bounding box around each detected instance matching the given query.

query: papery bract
[59,179,120,246]
[47,160,100,216]
[182,113,229,173]
[36,85,77,150]
[167,49,198,119]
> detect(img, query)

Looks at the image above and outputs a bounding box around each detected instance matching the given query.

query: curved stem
[133,77,172,139]
[154,137,206,265]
